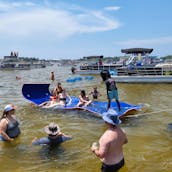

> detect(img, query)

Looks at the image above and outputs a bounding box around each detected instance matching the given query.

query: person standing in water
[50,72,55,82]
[91,109,128,172]
[89,87,101,100]
[0,104,21,141]
[32,122,72,146]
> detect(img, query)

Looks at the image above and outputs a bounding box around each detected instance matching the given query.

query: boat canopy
[83,55,103,60]
[121,48,153,54]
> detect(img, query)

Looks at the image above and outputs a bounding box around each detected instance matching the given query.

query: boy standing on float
[105,71,121,111]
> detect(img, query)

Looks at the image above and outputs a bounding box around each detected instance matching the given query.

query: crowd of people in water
[0,70,127,172]
[0,104,127,172]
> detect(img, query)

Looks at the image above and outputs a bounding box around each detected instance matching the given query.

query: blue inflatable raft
[22,84,142,118]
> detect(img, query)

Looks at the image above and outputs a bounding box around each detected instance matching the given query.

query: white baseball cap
[4,104,17,112]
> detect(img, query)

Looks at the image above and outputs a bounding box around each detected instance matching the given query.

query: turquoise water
[0,65,172,172]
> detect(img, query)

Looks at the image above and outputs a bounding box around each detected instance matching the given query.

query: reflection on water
[0,66,172,172]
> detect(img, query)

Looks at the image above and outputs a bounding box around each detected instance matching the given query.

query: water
[0,65,172,172]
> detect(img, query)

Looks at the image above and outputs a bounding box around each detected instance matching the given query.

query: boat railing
[79,63,172,76]
[117,66,172,76]
[79,63,122,71]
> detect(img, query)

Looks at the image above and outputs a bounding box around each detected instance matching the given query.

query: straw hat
[44,122,60,136]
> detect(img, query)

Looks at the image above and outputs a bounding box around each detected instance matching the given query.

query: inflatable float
[22,84,143,118]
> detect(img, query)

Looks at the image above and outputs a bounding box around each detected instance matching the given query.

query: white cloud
[104,6,120,11]
[115,37,172,47]
[0,1,121,39]
[0,1,35,11]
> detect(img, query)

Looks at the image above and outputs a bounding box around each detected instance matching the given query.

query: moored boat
[73,55,122,75]
[110,48,172,83]
[0,52,46,70]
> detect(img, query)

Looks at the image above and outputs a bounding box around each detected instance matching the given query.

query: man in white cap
[91,109,128,172]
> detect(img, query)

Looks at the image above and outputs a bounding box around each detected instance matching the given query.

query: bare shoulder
[0,118,7,124]
[100,130,116,141]
[0,118,8,128]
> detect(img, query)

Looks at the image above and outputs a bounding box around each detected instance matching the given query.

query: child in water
[89,87,101,99]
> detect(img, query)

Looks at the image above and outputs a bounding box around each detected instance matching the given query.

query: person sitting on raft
[0,104,21,141]
[39,89,72,107]
[32,122,72,146]
[53,82,64,98]
[77,90,92,107]
[38,95,57,107]
[57,89,72,106]
[39,82,66,107]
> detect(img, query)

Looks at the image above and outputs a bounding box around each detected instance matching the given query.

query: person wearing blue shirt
[32,122,72,146]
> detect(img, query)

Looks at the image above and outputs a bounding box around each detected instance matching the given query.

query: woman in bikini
[57,89,72,106]
[77,90,92,107]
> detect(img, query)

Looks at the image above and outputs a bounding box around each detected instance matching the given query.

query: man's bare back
[99,126,127,164]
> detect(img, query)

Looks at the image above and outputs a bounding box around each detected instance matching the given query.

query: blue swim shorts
[108,90,119,100]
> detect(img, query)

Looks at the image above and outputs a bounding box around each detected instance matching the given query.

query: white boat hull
[112,75,172,83]
[76,70,101,75]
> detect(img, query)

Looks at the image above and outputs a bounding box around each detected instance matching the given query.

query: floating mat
[22,84,142,117]
[22,83,51,105]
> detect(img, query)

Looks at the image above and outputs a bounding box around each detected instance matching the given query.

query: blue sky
[0,0,172,59]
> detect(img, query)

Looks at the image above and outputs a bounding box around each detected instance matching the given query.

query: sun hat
[102,109,121,125]
[4,104,17,112]
[44,122,60,136]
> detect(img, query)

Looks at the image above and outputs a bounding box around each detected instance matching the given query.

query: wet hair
[1,110,9,119]
[48,133,58,137]
[81,90,86,96]
[56,82,63,93]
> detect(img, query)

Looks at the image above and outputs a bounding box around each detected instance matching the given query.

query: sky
[0,0,172,60]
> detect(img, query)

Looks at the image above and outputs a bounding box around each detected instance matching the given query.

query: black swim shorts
[101,158,125,172]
